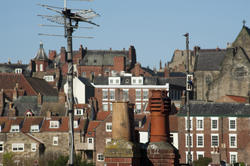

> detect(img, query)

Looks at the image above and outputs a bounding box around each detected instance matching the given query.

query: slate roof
[169,72,186,77]
[158,77,186,87]
[79,50,129,66]
[194,49,226,71]
[34,42,48,61]
[0,63,30,76]
[25,77,58,96]
[178,102,250,117]
[78,77,94,88]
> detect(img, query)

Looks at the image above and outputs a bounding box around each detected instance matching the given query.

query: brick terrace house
[177,102,250,165]
[0,116,88,165]
[93,74,185,113]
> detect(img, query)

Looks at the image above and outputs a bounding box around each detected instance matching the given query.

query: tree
[3,152,15,166]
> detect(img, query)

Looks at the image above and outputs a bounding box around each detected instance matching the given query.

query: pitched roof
[86,121,100,137]
[21,117,44,133]
[194,49,226,71]
[178,102,250,117]
[25,77,58,96]
[40,117,68,132]
[34,42,48,61]
[96,111,111,121]
[0,73,29,91]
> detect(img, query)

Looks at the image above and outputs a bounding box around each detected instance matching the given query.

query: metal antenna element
[38,0,99,165]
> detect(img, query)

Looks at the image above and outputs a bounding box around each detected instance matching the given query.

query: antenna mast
[38,0,99,165]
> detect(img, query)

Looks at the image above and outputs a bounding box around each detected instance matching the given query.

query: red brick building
[178,102,250,165]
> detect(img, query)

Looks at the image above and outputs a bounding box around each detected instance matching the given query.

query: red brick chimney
[8,102,17,117]
[13,83,19,100]
[134,63,141,76]
[128,46,136,69]
[0,89,4,116]
[49,50,57,61]
[113,56,125,72]
[60,47,67,64]
[37,93,43,105]
[147,90,179,165]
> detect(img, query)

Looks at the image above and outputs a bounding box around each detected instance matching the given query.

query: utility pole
[38,1,99,165]
[184,33,191,165]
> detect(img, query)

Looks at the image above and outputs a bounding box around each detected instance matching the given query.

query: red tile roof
[96,111,111,121]
[21,117,44,133]
[86,121,100,137]
[227,95,248,103]
[40,117,68,132]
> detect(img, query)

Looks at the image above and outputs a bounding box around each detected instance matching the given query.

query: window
[10,125,20,132]
[131,77,143,85]
[0,142,4,153]
[211,117,218,130]
[109,77,120,85]
[229,152,238,163]
[185,134,193,147]
[110,102,113,111]
[50,121,59,128]
[88,138,93,144]
[196,151,204,160]
[26,112,32,117]
[81,72,86,77]
[75,109,83,115]
[53,136,58,145]
[97,153,104,161]
[185,151,193,163]
[40,64,43,71]
[211,134,219,147]
[196,134,204,148]
[143,89,148,100]
[196,117,204,130]
[102,103,108,111]
[185,117,193,130]
[106,123,112,132]
[229,117,237,131]
[43,75,54,82]
[102,89,108,100]
[135,103,141,113]
[31,143,36,152]
[136,89,141,100]
[229,134,237,148]
[122,89,129,101]
[109,89,115,100]
[74,120,78,128]
[30,125,39,132]
[15,68,22,74]
[106,138,111,144]
[12,143,24,152]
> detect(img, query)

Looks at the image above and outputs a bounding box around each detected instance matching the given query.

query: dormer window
[10,125,20,132]
[109,77,120,85]
[43,75,54,82]
[15,68,22,74]
[50,121,59,128]
[131,77,143,85]
[30,125,39,132]
[26,112,33,117]
[74,109,84,116]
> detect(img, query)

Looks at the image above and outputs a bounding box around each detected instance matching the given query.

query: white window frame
[30,125,39,132]
[106,123,112,132]
[143,89,149,101]
[31,143,36,152]
[122,89,129,101]
[229,117,237,131]
[229,134,237,148]
[135,89,141,101]
[110,102,113,112]
[15,68,22,74]
[73,120,78,128]
[0,142,4,153]
[43,75,54,82]
[106,138,111,144]
[185,133,193,148]
[102,89,108,101]
[131,77,143,85]
[74,109,83,116]
[109,89,115,101]
[196,134,204,148]
[12,143,24,152]
[53,136,58,146]
[102,102,108,111]
[185,151,193,163]
[88,138,93,144]
[229,152,238,164]
[135,103,141,113]
[211,117,219,131]
[196,117,204,130]
[108,77,120,85]
[97,153,104,161]
[40,64,43,71]
[185,117,193,130]
[196,151,204,160]
[211,134,219,147]
[10,125,20,132]
[49,121,59,128]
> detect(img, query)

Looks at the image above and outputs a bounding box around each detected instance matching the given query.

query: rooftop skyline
[0,0,249,68]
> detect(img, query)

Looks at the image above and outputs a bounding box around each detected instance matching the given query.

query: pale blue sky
[0,0,249,69]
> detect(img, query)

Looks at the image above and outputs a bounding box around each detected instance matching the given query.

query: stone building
[178,102,250,164]
[194,25,250,101]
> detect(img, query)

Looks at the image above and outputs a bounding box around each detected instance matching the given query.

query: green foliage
[3,152,15,166]
[193,157,212,166]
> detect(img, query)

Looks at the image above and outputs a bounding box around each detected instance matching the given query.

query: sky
[0,0,250,69]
